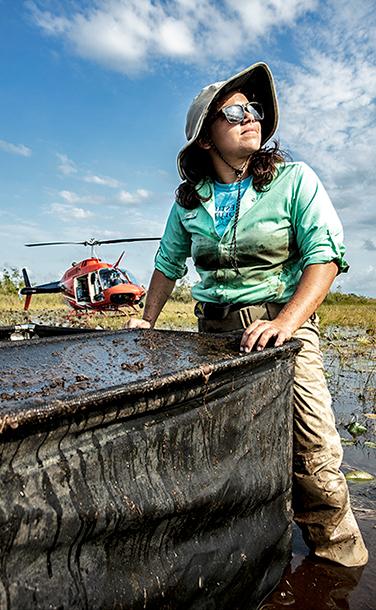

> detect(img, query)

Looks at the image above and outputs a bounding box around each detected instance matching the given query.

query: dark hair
[176,139,288,209]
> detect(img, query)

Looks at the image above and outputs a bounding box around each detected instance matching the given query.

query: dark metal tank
[0,328,300,609]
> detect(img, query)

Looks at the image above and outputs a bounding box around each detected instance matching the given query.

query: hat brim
[177,62,279,181]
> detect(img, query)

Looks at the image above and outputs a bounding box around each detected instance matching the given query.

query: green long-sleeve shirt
[154,161,348,304]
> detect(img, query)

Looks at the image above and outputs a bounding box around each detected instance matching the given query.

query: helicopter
[19,237,160,313]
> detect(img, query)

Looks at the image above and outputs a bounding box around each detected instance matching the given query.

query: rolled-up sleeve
[154,202,192,280]
[292,163,349,274]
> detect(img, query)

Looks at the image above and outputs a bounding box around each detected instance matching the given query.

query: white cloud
[84,174,121,187]
[118,188,151,204]
[56,153,77,175]
[336,265,375,298]
[159,18,194,56]
[118,191,135,203]
[136,188,150,198]
[226,0,317,36]
[59,190,82,204]
[49,202,94,221]
[56,154,121,188]
[59,190,104,205]
[279,1,376,197]
[277,0,376,297]
[27,1,70,35]
[29,0,316,73]
[0,139,32,157]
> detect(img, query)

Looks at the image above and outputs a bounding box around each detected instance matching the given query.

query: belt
[195,302,285,333]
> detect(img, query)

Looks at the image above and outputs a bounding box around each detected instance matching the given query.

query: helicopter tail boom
[20,268,62,310]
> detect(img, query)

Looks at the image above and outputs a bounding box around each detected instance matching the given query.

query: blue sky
[0,0,375,297]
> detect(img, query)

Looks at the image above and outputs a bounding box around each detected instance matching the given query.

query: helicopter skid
[65,308,97,319]
[65,306,135,319]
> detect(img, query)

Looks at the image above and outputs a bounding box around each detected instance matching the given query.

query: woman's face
[208,91,262,159]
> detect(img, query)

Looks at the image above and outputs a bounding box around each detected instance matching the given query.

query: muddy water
[262,327,376,610]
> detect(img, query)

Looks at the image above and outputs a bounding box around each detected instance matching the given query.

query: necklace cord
[209,139,249,273]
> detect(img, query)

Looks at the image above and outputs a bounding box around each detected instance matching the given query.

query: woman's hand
[126,318,151,329]
[240,318,293,353]
[240,262,339,353]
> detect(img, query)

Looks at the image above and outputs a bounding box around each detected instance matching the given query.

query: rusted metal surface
[0,329,300,609]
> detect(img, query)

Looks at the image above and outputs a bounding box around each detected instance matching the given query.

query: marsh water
[261,327,376,610]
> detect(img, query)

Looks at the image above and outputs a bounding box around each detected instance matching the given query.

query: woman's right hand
[126,318,152,329]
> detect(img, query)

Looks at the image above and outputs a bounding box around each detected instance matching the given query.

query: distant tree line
[323,291,373,305]
[0,268,23,295]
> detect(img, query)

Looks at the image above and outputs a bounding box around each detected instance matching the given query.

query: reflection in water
[260,557,364,610]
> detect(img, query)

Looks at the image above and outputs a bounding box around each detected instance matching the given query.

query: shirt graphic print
[214,176,251,237]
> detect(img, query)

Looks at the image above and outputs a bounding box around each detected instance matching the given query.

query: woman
[128,62,368,567]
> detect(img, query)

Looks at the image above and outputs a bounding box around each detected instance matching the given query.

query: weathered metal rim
[0,329,301,434]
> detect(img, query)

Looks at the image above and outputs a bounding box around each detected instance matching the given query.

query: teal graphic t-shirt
[214,176,252,237]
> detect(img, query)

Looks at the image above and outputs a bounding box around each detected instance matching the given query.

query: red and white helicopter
[20,237,160,312]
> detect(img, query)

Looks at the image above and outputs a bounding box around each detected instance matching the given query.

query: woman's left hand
[239,263,339,353]
[240,318,293,353]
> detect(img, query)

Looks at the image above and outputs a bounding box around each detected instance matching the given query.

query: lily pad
[364,413,376,420]
[364,441,376,449]
[345,470,375,482]
[346,422,367,437]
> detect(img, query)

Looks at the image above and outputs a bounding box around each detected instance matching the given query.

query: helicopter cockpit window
[99,268,124,289]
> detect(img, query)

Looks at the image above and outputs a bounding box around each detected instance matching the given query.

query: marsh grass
[0,293,197,330]
[318,303,376,331]
[0,292,375,332]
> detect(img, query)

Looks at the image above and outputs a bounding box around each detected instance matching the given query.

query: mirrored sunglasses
[211,101,264,124]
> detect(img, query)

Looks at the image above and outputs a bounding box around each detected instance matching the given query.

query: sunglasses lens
[246,102,264,121]
[222,105,244,123]
[221,102,264,124]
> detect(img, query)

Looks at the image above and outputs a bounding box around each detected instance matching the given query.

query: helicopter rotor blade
[24,237,161,247]
[95,238,161,245]
[25,241,88,247]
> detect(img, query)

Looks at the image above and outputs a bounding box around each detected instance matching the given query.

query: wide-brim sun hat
[177,62,279,180]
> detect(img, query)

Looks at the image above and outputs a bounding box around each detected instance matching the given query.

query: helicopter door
[74,275,91,303]
[89,272,104,302]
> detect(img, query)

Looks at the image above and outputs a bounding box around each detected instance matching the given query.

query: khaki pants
[198,308,368,567]
[292,315,368,566]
